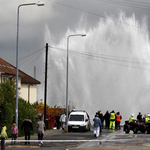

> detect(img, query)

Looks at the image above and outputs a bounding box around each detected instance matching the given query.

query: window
[69,115,84,121]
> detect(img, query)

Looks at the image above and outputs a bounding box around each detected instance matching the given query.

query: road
[3,128,150,150]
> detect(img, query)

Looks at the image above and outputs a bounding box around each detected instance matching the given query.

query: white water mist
[44,12,150,124]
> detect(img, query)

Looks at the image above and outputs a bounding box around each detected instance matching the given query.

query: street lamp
[16,2,44,128]
[66,34,86,131]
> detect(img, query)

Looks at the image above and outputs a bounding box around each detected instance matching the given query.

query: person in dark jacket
[104,110,110,129]
[137,112,142,122]
[98,110,104,128]
[21,117,33,145]
[55,113,61,129]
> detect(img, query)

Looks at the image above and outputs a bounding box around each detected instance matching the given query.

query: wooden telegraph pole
[44,43,48,127]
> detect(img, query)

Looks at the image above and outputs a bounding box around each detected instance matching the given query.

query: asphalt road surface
[3,128,150,150]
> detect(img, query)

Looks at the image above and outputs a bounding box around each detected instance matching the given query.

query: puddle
[143,143,150,147]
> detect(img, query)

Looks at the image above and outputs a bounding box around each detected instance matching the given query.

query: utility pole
[44,43,48,127]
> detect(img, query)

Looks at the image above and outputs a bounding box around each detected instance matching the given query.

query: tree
[0,78,38,137]
[0,78,16,137]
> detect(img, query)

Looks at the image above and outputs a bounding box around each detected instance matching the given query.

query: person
[137,112,142,122]
[21,117,33,145]
[143,114,147,122]
[98,110,104,128]
[128,114,137,123]
[71,107,76,112]
[55,113,61,129]
[145,113,150,124]
[115,112,122,129]
[35,117,40,133]
[104,110,110,129]
[0,126,8,147]
[59,112,66,130]
[109,110,116,130]
[11,123,18,145]
[36,116,45,146]
[93,114,101,138]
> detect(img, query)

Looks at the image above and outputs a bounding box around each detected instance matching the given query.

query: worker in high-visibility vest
[128,114,137,123]
[115,112,122,129]
[145,114,150,124]
[109,110,116,130]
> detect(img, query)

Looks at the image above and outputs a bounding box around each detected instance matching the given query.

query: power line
[49,45,150,64]
[70,50,150,71]
[49,46,150,71]
[10,47,45,65]
[48,0,150,33]
[99,0,150,11]
[22,50,44,72]
[19,47,45,66]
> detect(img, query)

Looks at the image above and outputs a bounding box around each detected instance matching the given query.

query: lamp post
[16,2,44,128]
[66,34,86,131]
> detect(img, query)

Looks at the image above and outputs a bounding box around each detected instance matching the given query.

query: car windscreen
[69,115,84,121]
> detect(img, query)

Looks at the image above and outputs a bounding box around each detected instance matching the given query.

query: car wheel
[141,126,146,134]
[147,127,150,134]
[133,127,138,134]
[68,128,71,132]
[124,125,130,134]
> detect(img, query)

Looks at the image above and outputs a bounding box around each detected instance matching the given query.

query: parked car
[68,110,91,132]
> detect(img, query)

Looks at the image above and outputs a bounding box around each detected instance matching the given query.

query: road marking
[8,145,40,148]
[4,139,145,143]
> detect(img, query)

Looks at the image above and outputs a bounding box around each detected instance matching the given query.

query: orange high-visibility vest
[115,114,121,122]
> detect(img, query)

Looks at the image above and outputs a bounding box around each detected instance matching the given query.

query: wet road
[3,128,150,150]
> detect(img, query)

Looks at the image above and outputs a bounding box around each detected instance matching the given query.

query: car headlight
[80,123,85,126]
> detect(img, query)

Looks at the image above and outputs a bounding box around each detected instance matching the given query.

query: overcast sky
[1,0,150,120]
[1,0,150,64]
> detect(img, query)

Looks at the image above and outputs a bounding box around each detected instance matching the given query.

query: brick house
[0,57,41,103]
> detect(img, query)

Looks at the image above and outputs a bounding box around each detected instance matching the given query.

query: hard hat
[147,113,150,117]
[131,114,134,117]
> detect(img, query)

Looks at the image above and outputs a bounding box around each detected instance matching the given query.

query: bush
[18,99,38,137]
[0,79,38,137]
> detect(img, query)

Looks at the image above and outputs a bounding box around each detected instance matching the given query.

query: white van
[68,110,91,132]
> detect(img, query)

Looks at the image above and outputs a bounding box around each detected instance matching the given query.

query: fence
[36,108,66,116]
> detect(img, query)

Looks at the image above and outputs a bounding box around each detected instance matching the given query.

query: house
[0,57,41,103]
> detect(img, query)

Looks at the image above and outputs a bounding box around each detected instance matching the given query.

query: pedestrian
[104,110,110,129]
[98,110,104,128]
[36,116,45,146]
[11,123,18,145]
[137,112,142,122]
[115,112,122,129]
[0,126,8,147]
[21,117,33,145]
[55,113,61,129]
[93,114,101,138]
[71,107,76,112]
[35,117,40,133]
[109,110,116,130]
[59,112,66,130]
[143,114,147,122]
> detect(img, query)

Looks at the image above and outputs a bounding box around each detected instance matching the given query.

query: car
[123,120,146,134]
[68,110,91,132]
